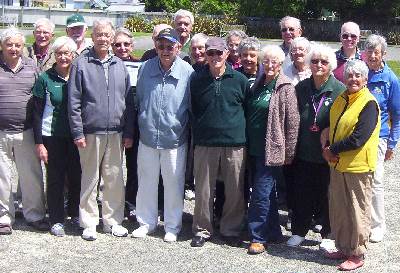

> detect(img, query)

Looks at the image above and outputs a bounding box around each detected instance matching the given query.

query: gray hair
[51,36,77,53]
[115,27,134,44]
[365,34,387,53]
[289,37,311,54]
[344,59,369,80]
[191,33,208,46]
[259,45,285,63]
[173,9,194,25]
[92,19,115,35]
[306,43,337,73]
[225,30,248,42]
[239,37,261,54]
[340,21,360,36]
[279,16,301,29]
[34,18,55,33]
[0,26,25,44]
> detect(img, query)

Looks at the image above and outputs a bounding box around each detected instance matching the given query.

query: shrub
[124,16,153,33]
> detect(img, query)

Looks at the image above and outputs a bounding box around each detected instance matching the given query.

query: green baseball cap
[66,13,86,28]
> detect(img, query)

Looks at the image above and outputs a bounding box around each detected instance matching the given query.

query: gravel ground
[0,152,399,273]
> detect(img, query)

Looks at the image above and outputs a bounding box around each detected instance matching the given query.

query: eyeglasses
[281,27,296,33]
[206,50,224,57]
[262,59,280,66]
[34,31,52,36]
[291,47,306,54]
[341,33,358,40]
[311,59,329,65]
[94,32,111,38]
[157,44,175,51]
[113,42,131,48]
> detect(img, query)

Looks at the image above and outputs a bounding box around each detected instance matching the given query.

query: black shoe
[191,236,207,247]
[221,235,241,247]
[28,219,50,231]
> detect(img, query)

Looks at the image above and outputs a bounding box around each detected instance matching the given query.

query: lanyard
[311,93,326,124]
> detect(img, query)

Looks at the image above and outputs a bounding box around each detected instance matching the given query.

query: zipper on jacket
[331,95,349,169]
[215,78,221,96]
[156,76,166,148]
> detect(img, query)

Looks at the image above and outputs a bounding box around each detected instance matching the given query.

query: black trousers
[291,159,331,238]
[43,136,81,224]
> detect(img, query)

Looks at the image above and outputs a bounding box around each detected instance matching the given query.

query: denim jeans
[248,156,282,243]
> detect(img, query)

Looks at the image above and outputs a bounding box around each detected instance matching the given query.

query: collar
[310,75,338,97]
[202,63,235,79]
[149,56,182,80]
[33,42,49,60]
[87,47,115,64]
[336,47,362,61]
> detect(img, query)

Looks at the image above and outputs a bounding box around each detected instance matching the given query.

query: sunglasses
[341,33,358,40]
[311,59,329,65]
[206,50,223,57]
[157,44,175,51]
[113,42,131,48]
[281,27,296,32]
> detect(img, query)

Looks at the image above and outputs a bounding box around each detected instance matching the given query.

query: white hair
[34,18,55,33]
[191,33,208,46]
[51,36,77,53]
[0,26,25,44]
[279,16,301,29]
[340,21,360,36]
[306,43,337,73]
[260,45,285,63]
[365,34,387,53]
[226,30,248,42]
[174,9,194,25]
[92,19,115,35]
[344,59,369,80]
[239,37,261,54]
[290,37,311,53]
[115,27,134,44]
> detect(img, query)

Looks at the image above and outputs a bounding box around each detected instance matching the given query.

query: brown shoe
[338,256,364,271]
[0,223,12,235]
[248,242,265,255]
[324,250,347,260]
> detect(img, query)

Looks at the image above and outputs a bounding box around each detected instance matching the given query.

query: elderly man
[279,16,302,56]
[66,13,92,55]
[226,30,248,69]
[141,24,172,62]
[190,37,249,248]
[132,28,194,242]
[68,19,134,241]
[173,9,194,58]
[0,27,48,235]
[333,22,362,83]
[190,33,208,71]
[25,18,55,72]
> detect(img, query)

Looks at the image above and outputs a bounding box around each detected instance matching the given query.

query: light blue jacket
[136,56,194,149]
[368,63,400,149]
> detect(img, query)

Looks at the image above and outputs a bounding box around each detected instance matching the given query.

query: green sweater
[295,75,346,163]
[190,64,250,146]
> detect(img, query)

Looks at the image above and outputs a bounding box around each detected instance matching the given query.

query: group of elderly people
[0,10,398,271]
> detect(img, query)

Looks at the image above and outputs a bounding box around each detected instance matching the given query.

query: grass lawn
[387,60,400,78]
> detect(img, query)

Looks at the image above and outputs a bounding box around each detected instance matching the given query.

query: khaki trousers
[329,168,373,256]
[78,133,124,228]
[192,146,246,238]
[0,129,45,224]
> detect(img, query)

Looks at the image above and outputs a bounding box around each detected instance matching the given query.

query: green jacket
[296,75,346,164]
[191,64,249,146]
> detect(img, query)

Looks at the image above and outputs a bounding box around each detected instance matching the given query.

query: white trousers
[136,141,187,234]
[0,129,45,225]
[371,138,387,235]
[78,133,125,228]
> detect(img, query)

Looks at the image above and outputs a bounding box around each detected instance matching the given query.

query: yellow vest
[329,87,381,173]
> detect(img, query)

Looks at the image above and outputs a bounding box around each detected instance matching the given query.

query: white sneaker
[164,232,177,242]
[103,224,128,237]
[320,238,337,252]
[287,235,305,247]
[131,226,155,238]
[82,226,97,241]
[370,230,384,243]
[185,190,195,200]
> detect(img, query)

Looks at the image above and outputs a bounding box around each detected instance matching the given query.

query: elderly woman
[322,60,380,271]
[287,44,346,248]
[333,22,362,83]
[364,34,400,243]
[237,37,260,86]
[283,37,312,86]
[190,33,208,71]
[33,36,81,237]
[247,45,299,254]
[226,30,248,69]
[112,27,142,220]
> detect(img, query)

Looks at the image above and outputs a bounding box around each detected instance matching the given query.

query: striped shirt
[0,54,38,132]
